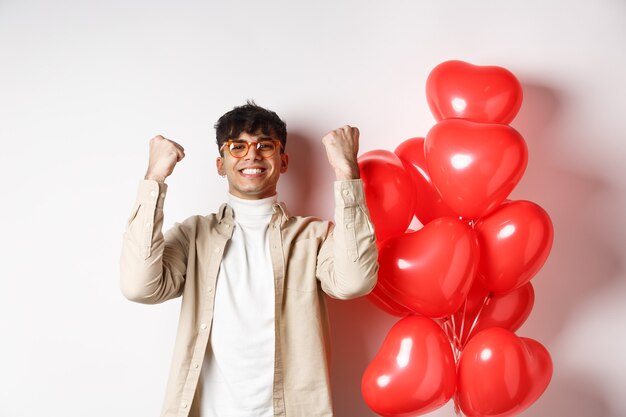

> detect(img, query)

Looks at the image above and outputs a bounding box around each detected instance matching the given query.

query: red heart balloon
[368,241,414,316]
[395,137,457,225]
[358,150,416,241]
[425,119,528,219]
[457,328,553,417]
[474,200,554,293]
[426,60,523,124]
[368,284,414,317]
[362,316,456,417]
[378,217,480,318]
[452,281,535,346]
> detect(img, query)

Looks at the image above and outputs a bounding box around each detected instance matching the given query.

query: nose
[244,143,263,160]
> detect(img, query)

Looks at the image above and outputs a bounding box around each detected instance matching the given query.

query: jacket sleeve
[120,180,188,304]
[316,179,379,300]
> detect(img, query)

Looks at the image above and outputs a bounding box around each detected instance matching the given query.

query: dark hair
[214,100,287,155]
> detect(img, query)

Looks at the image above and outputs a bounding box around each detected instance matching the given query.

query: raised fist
[321,125,360,180]
[144,135,185,182]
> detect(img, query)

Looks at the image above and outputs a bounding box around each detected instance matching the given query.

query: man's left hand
[322,125,360,180]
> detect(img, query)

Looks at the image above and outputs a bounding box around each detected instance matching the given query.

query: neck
[227,193,276,217]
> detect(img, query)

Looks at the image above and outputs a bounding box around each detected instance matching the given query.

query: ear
[280,153,289,173]
[216,157,225,176]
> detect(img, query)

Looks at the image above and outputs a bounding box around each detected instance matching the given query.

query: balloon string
[443,314,464,417]
[452,318,463,362]
[454,217,473,417]
[456,295,468,347]
[453,395,464,417]
[439,317,452,348]
[439,317,460,364]
[464,292,492,344]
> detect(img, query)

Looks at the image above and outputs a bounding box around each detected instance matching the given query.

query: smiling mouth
[239,168,267,176]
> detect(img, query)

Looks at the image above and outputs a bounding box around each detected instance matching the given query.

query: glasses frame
[221,139,283,159]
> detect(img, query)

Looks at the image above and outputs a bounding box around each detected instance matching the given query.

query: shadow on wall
[511,81,622,417]
[277,131,335,219]
[513,82,622,344]
[327,297,397,417]
[529,370,612,417]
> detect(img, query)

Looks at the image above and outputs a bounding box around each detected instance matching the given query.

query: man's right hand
[144,135,185,183]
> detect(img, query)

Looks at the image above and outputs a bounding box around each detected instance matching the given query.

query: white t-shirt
[197,193,276,417]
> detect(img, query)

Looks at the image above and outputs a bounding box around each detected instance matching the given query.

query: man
[120,101,378,417]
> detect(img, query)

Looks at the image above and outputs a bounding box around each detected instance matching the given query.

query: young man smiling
[216,131,288,199]
[120,102,379,417]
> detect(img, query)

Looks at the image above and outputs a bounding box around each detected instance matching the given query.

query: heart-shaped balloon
[457,328,553,417]
[362,315,456,417]
[377,217,480,318]
[358,150,416,241]
[474,200,554,293]
[368,283,414,317]
[395,137,457,225]
[425,119,528,219]
[368,241,414,316]
[426,60,523,124]
[452,281,534,346]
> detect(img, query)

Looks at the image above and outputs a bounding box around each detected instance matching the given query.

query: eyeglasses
[221,139,282,159]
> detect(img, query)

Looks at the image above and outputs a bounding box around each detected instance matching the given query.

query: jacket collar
[217,203,233,223]
[272,201,291,223]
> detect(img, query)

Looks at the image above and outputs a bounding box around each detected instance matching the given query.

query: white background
[1,1,625,416]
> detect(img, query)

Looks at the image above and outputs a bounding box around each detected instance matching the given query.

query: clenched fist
[144,135,185,183]
[322,125,360,180]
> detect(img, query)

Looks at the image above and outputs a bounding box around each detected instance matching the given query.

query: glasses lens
[228,142,248,157]
[257,141,276,156]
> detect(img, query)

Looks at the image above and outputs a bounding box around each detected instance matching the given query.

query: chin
[232,186,275,199]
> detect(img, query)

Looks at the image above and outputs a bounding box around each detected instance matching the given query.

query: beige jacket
[120,179,378,417]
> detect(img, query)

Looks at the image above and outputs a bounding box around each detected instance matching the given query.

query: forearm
[318,179,379,299]
[120,180,186,304]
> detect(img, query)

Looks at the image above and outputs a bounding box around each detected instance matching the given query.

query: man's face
[216,131,288,200]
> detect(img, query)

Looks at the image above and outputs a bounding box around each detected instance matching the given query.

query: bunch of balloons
[359,60,554,417]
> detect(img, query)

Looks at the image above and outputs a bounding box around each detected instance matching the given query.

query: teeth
[242,168,264,174]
